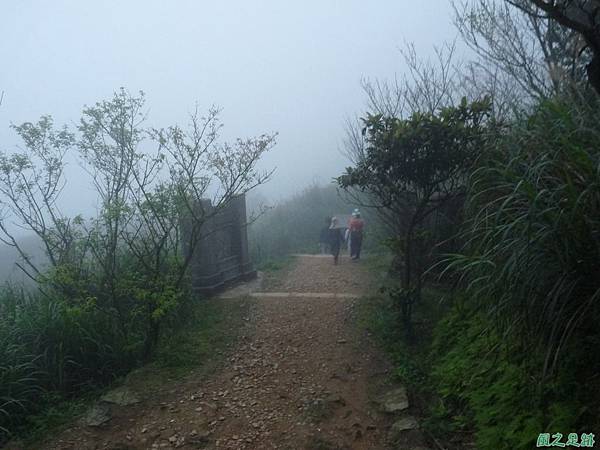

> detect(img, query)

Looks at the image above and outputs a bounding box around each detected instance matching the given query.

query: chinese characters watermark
[537,433,595,447]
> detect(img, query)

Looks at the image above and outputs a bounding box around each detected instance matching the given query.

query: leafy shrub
[429,302,583,450]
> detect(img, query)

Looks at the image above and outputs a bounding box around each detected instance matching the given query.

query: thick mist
[0,0,458,210]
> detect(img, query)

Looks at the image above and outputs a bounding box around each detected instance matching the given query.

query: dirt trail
[36,255,428,450]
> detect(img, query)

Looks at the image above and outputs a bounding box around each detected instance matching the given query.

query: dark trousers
[350,232,363,259]
[331,243,341,264]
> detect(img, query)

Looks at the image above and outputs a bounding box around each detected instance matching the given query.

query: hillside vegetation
[0,91,274,443]
[2,1,600,448]
[338,3,600,448]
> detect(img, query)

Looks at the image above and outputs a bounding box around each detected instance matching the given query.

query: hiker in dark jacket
[349,209,365,260]
[328,216,345,265]
[319,217,331,254]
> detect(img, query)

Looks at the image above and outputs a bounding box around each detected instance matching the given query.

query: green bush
[0,259,198,441]
[358,282,588,449]
[429,302,584,450]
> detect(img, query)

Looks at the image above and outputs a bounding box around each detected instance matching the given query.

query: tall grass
[0,279,248,445]
[446,94,600,380]
[0,283,148,442]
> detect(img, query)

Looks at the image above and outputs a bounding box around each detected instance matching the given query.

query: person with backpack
[328,216,345,265]
[319,217,331,254]
[349,209,365,260]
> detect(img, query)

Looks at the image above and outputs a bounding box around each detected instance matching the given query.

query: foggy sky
[1,0,459,213]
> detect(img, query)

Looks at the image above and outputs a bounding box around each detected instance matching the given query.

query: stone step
[220,291,360,299]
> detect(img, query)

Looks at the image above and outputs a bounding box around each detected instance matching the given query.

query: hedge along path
[36,255,427,450]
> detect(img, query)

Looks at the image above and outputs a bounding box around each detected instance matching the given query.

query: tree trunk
[587,55,600,95]
[402,227,414,340]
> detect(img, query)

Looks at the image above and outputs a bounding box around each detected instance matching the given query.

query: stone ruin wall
[182,194,256,295]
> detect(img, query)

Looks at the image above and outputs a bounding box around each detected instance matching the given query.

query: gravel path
[261,255,374,294]
[33,255,427,450]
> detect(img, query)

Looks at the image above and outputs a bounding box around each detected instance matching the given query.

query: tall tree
[338,98,491,336]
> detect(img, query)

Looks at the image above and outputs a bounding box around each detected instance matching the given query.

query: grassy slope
[9,295,250,448]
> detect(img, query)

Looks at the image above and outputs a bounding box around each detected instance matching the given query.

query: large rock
[380,387,409,413]
[391,416,419,433]
[81,402,111,427]
[101,386,140,406]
